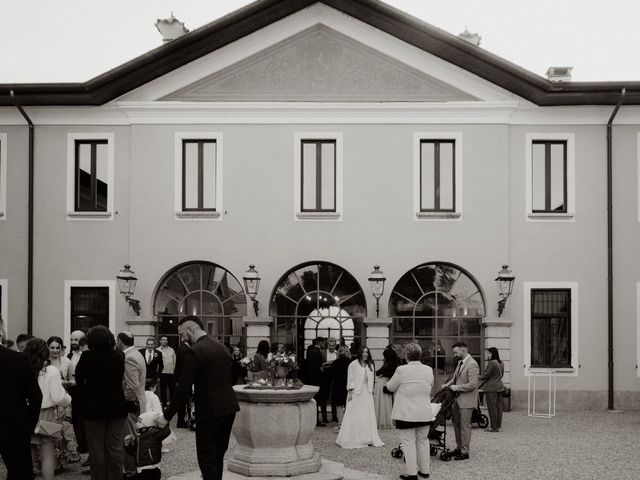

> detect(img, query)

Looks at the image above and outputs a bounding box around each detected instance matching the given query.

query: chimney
[155,13,189,44]
[458,27,481,47]
[546,66,573,83]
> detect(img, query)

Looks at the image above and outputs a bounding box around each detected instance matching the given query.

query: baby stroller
[471,396,489,429]
[391,388,458,462]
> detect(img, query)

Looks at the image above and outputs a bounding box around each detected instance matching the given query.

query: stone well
[228,384,340,478]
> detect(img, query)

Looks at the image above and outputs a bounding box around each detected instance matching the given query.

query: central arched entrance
[270,261,367,360]
[389,262,486,387]
[153,261,247,350]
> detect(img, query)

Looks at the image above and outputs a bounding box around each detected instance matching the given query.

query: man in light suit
[117,332,147,478]
[442,342,479,461]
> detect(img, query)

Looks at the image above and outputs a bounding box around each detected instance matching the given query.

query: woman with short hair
[385,342,434,480]
[75,326,128,480]
[479,347,505,432]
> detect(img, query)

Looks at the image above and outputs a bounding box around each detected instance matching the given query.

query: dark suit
[0,346,43,480]
[139,348,164,381]
[174,341,191,427]
[75,349,128,480]
[164,335,239,480]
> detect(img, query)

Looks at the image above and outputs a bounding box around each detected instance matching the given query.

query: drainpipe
[607,88,625,411]
[9,91,34,335]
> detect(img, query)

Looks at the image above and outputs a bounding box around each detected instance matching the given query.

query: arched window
[389,262,485,385]
[154,261,247,350]
[270,262,366,359]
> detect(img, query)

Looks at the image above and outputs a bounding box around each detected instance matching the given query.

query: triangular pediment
[162,25,478,102]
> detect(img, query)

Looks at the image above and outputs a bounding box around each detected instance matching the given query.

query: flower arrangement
[266,352,299,380]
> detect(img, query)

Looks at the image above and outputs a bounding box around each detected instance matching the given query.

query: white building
[1,0,640,410]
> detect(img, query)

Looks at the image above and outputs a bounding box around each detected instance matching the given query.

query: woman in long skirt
[374,345,401,429]
[336,346,384,449]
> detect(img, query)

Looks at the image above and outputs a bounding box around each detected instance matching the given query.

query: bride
[336,346,384,448]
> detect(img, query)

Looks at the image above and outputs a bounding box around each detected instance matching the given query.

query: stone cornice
[242,316,274,326]
[364,316,392,326]
[482,317,514,327]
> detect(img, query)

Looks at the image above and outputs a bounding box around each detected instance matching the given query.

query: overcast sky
[2,0,639,84]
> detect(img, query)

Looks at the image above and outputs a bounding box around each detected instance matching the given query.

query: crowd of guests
[1,318,506,480]
[0,323,204,480]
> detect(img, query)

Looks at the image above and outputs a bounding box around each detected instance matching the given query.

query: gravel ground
[3,410,639,479]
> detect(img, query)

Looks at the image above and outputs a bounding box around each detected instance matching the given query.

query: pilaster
[364,317,391,364]
[482,316,513,386]
[242,316,273,355]
[125,317,156,347]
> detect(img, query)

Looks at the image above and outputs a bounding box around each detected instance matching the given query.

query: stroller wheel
[430,446,438,457]
[391,447,404,459]
[478,414,489,429]
[440,451,452,462]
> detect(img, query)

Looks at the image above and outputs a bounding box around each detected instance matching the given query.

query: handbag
[34,419,63,439]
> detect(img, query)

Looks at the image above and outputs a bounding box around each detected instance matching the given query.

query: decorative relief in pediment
[162,25,478,102]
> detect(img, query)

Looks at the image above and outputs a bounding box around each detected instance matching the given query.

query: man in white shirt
[158,336,177,408]
[67,330,88,455]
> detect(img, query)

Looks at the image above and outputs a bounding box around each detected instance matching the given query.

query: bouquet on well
[266,351,299,379]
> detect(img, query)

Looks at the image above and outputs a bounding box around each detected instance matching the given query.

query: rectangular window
[70,286,109,332]
[75,140,109,212]
[182,139,217,211]
[531,141,567,213]
[300,140,336,212]
[420,140,455,212]
[530,289,571,368]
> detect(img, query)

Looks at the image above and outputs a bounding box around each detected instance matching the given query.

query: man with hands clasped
[441,342,479,461]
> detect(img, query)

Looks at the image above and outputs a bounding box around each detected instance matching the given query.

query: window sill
[175,211,221,220]
[528,367,577,376]
[66,211,112,219]
[416,211,461,220]
[296,211,341,220]
[527,212,574,220]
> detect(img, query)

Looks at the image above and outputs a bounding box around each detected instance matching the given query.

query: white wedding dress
[336,364,384,449]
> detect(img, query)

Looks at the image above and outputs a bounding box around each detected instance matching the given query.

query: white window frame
[637,283,640,377]
[64,280,116,350]
[0,279,8,338]
[413,132,463,220]
[174,132,223,220]
[66,133,115,220]
[525,133,575,222]
[637,133,640,222]
[523,281,579,377]
[293,132,343,221]
[0,133,7,220]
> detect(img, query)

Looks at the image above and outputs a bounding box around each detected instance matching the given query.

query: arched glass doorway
[153,261,247,350]
[389,262,485,387]
[270,262,367,360]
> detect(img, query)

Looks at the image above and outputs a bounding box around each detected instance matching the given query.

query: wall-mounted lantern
[243,264,261,316]
[495,265,515,317]
[368,265,386,318]
[116,264,141,315]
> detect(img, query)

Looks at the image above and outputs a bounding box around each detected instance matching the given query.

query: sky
[1,0,639,84]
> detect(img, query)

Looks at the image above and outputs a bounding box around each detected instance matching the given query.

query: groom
[158,315,239,480]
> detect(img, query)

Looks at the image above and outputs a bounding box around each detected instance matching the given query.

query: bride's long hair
[356,346,375,371]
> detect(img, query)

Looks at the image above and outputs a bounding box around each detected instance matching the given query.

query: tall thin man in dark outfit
[158,316,239,480]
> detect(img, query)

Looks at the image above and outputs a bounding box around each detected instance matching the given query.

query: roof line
[1,0,639,106]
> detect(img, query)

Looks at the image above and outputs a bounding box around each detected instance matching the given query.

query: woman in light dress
[25,338,72,480]
[336,346,384,449]
[374,345,402,429]
[47,336,81,465]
